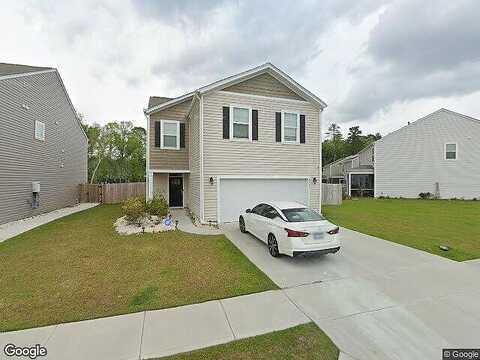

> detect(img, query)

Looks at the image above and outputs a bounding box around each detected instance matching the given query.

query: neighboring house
[0,63,88,225]
[145,63,326,223]
[323,109,480,199]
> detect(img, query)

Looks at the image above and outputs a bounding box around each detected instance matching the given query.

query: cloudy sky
[2,0,480,136]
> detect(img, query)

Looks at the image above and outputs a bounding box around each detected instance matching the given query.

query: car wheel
[267,234,280,257]
[239,216,247,233]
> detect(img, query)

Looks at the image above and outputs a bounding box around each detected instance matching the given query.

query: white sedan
[239,201,341,257]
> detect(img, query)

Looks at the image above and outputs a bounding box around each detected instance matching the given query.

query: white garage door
[218,178,308,222]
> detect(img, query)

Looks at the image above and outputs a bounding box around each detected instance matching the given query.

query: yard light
[209,177,214,185]
[313,177,317,184]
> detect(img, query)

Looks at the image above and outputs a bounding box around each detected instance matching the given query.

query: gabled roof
[0,62,88,141]
[377,108,480,144]
[145,62,327,115]
[148,96,173,108]
[324,154,357,168]
[0,63,53,78]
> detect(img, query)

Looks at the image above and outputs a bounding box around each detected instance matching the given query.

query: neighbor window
[231,106,251,139]
[34,120,45,141]
[445,143,457,160]
[161,120,180,149]
[283,112,299,143]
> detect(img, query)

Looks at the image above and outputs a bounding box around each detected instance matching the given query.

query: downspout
[144,110,152,200]
[319,107,324,214]
[198,92,205,223]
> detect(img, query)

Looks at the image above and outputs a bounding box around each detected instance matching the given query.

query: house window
[35,120,45,141]
[231,106,251,139]
[282,112,299,143]
[161,120,180,150]
[445,143,457,160]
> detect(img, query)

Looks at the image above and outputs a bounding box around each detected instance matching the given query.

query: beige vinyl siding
[0,71,87,224]
[223,73,305,101]
[375,110,480,199]
[202,91,320,222]
[149,100,190,170]
[352,156,360,168]
[153,173,169,200]
[183,173,190,207]
[358,145,374,166]
[188,100,201,218]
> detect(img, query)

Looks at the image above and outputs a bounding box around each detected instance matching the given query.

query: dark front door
[169,175,183,207]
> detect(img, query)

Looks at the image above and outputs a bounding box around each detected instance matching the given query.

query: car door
[255,205,281,241]
[247,204,268,241]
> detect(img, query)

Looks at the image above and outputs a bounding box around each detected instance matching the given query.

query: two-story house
[144,63,326,223]
[323,108,480,199]
[0,63,87,224]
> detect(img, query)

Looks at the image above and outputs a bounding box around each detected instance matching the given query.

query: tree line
[80,119,380,184]
[82,121,146,184]
[322,124,381,165]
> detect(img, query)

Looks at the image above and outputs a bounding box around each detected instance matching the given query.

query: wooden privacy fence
[79,183,145,204]
[322,184,342,205]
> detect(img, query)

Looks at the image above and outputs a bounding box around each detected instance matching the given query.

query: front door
[169,175,183,207]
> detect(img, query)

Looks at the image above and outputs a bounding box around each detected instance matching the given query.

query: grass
[0,205,276,332]
[323,198,480,261]
[156,323,339,360]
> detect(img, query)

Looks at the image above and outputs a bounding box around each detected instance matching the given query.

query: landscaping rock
[114,216,175,235]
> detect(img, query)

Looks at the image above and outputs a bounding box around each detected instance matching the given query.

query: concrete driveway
[223,224,480,360]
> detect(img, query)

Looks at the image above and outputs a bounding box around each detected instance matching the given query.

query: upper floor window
[445,143,457,160]
[161,120,180,150]
[35,120,45,141]
[282,112,299,143]
[230,106,251,140]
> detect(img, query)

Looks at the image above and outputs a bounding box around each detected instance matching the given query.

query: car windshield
[281,208,325,222]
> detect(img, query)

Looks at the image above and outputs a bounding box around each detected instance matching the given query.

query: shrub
[122,197,146,225]
[418,192,433,200]
[146,194,169,218]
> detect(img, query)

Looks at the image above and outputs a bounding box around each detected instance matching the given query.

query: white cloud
[1,0,479,138]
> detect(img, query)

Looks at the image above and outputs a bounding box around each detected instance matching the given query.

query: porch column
[147,171,154,200]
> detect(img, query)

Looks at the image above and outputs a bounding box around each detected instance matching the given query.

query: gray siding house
[323,109,480,199]
[145,63,326,223]
[0,63,88,224]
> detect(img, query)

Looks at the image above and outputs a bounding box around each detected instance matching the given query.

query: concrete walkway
[0,290,310,360]
[171,209,223,235]
[223,224,480,360]
[0,203,98,243]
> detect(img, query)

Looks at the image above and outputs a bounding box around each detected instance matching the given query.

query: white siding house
[375,109,480,199]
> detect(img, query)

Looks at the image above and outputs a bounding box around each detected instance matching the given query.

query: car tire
[239,216,247,233]
[267,234,280,257]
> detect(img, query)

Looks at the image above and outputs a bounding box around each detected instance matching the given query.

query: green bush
[146,194,169,218]
[122,197,146,225]
[418,192,433,200]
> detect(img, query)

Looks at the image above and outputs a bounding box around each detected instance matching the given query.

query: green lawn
[323,198,480,261]
[157,323,339,360]
[0,205,276,332]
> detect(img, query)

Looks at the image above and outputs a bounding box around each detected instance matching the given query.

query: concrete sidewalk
[0,290,310,360]
[0,203,98,243]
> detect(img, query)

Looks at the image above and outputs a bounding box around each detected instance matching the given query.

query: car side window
[263,205,280,219]
[251,204,267,215]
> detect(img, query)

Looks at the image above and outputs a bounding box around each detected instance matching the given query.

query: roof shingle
[0,63,53,77]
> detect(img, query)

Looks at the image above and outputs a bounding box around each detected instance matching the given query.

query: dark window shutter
[275,112,282,142]
[222,106,230,139]
[155,121,161,147]
[300,115,306,144]
[252,109,258,141]
[180,123,185,148]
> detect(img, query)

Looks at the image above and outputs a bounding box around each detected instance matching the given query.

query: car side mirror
[246,209,251,213]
